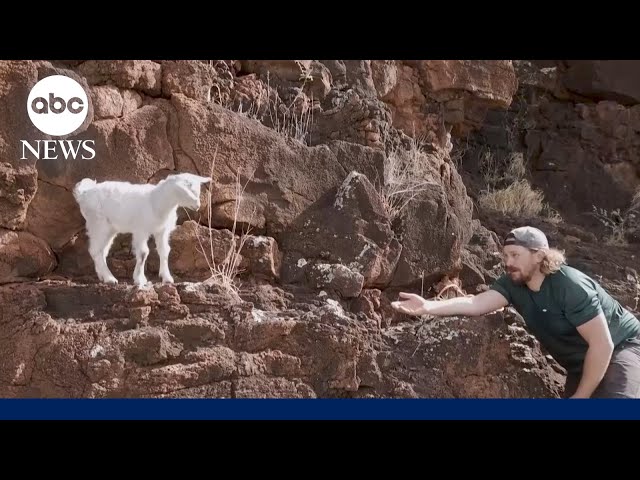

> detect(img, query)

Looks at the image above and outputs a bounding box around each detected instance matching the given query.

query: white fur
[73,173,211,287]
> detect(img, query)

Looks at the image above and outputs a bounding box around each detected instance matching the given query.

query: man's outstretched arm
[391,289,509,318]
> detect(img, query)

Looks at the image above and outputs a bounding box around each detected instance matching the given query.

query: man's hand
[391,292,428,316]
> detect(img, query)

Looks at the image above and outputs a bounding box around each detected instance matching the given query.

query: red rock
[239,60,313,82]
[562,60,640,106]
[0,162,37,230]
[77,60,162,96]
[0,229,56,283]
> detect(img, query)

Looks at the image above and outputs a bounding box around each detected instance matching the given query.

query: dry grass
[504,92,537,149]
[450,135,470,171]
[184,145,255,295]
[589,186,640,246]
[377,135,436,221]
[210,71,315,146]
[432,275,472,300]
[477,149,562,223]
[480,150,527,187]
[478,179,546,217]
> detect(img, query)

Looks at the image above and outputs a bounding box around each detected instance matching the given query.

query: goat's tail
[73,178,97,202]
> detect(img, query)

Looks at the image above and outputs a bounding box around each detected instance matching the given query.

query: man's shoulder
[557,264,584,277]
[548,265,596,288]
[547,264,603,308]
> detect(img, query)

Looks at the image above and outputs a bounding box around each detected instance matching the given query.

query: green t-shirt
[490,265,640,374]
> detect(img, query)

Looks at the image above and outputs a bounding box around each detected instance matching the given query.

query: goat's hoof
[161,276,174,284]
[104,277,118,284]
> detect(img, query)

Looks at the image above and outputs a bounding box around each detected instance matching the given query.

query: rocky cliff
[2,59,637,398]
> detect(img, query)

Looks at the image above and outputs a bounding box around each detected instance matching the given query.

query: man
[391,226,640,398]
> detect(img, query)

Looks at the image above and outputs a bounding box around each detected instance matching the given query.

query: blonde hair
[539,247,566,275]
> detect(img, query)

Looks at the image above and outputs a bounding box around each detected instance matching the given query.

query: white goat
[73,173,211,287]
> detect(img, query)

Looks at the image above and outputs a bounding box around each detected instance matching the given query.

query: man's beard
[508,268,531,285]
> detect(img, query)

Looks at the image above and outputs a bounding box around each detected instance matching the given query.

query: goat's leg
[101,232,118,283]
[132,232,150,287]
[154,230,174,283]
[87,223,118,284]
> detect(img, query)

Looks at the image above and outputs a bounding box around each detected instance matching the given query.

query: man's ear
[534,249,546,262]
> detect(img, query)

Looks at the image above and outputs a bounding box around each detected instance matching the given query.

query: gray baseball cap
[504,226,549,249]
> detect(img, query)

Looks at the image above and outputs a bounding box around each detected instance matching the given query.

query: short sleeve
[563,278,604,327]
[489,274,512,305]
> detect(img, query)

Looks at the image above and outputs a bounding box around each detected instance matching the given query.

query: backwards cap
[504,226,549,250]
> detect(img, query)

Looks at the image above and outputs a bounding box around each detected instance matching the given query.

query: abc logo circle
[27,75,89,136]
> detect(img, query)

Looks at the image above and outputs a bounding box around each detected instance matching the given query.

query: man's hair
[538,247,566,275]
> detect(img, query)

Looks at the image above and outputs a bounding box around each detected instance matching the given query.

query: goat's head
[165,173,211,210]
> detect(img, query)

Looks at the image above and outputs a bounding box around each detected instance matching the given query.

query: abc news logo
[31,93,85,114]
[21,74,95,160]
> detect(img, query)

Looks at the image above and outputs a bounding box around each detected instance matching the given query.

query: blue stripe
[1,398,639,420]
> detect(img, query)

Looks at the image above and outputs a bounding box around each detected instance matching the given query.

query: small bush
[478,179,545,217]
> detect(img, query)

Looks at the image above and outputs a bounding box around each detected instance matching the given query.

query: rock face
[3,58,610,400]
[460,60,640,229]
[372,60,518,138]
[377,310,565,398]
[0,230,56,283]
[0,60,44,167]
[239,60,312,83]
[560,60,640,106]
[458,220,503,293]
[525,98,640,224]
[416,60,517,107]
[388,142,475,288]
[280,170,401,295]
[0,280,564,398]
[0,162,37,230]
[0,62,41,235]
[76,60,162,96]
[170,94,350,236]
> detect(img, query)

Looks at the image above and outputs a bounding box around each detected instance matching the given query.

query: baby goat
[73,173,211,287]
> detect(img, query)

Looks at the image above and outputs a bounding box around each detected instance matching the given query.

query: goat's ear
[175,180,200,202]
[179,173,210,184]
[193,175,211,183]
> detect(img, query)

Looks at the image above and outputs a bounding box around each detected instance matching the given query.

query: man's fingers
[398,292,415,299]
[391,302,413,315]
[391,301,406,312]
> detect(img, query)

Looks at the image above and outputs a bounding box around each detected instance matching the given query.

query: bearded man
[391,226,640,398]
